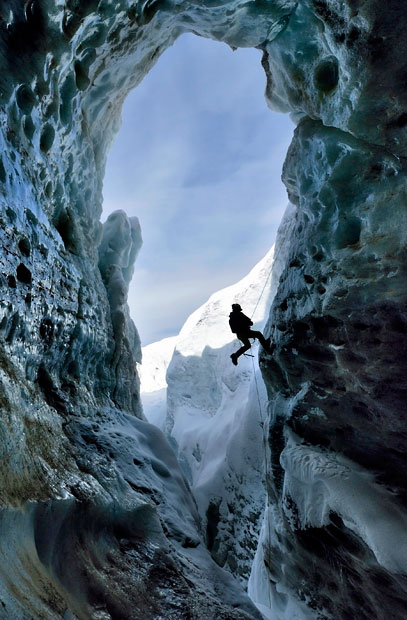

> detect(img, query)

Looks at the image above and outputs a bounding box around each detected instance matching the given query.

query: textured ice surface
[280,430,407,573]
[257,118,407,617]
[0,0,407,618]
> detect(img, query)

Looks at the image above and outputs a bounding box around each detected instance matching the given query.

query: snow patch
[281,431,407,574]
[138,336,177,429]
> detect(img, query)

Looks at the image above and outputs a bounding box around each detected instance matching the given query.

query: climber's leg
[247,330,273,353]
[230,335,252,365]
[236,336,252,357]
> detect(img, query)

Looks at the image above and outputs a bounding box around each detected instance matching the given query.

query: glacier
[144,206,295,584]
[0,0,406,619]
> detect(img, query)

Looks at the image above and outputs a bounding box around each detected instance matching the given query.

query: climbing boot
[230,353,238,366]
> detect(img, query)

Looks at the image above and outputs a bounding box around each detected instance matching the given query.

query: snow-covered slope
[138,336,177,429]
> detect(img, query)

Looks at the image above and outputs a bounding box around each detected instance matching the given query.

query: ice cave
[0,1,406,619]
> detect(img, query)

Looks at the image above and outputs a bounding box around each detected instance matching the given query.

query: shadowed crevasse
[0,0,406,618]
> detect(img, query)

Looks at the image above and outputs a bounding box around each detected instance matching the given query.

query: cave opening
[102,32,293,347]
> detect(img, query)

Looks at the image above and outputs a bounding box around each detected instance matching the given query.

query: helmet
[231,303,241,311]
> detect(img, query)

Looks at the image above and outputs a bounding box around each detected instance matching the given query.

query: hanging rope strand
[244,217,299,607]
[251,355,274,609]
[250,262,274,322]
[249,211,298,324]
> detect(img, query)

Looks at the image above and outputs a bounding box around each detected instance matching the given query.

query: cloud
[103,33,294,344]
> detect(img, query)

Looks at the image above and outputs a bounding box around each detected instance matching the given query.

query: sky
[102,33,294,345]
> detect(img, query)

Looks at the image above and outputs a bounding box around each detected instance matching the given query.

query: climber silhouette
[229,303,273,365]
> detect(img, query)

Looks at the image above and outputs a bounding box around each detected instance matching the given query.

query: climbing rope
[250,352,274,609]
[250,260,275,322]
[249,210,297,324]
